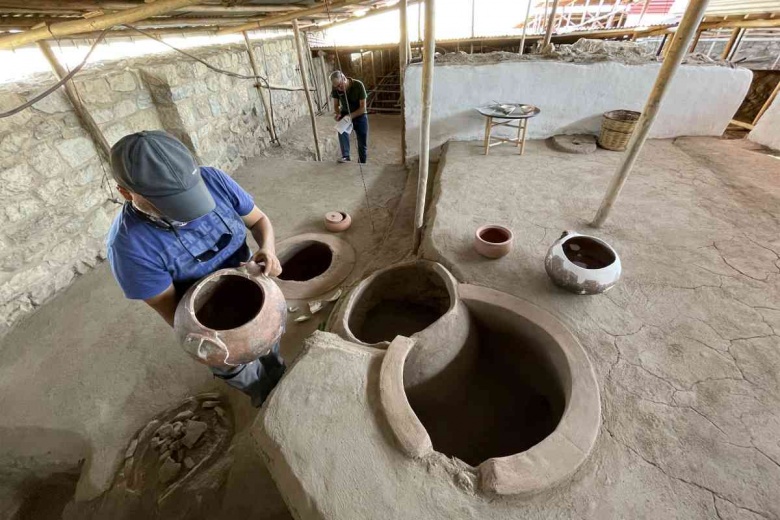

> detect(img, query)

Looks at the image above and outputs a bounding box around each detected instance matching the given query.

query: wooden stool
[477,104,541,156]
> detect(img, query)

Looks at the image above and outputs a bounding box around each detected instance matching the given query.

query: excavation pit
[278,242,334,282]
[194,274,264,331]
[273,233,357,300]
[346,264,451,344]
[378,284,601,495]
[408,304,567,467]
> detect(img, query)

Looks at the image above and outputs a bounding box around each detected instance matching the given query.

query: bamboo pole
[370,51,377,88]
[243,31,277,144]
[0,1,303,13]
[413,0,435,251]
[292,19,321,162]
[720,27,741,59]
[218,0,366,36]
[542,0,561,49]
[519,0,532,55]
[400,0,409,164]
[318,52,330,111]
[637,0,651,26]
[688,28,703,52]
[591,0,711,228]
[0,0,200,50]
[37,39,111,161]
[752,80,780,126]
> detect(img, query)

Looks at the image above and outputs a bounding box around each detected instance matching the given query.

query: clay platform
[258,137,780,519]
[0,113,409,518]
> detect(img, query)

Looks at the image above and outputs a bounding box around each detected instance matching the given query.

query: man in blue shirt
[106,131,284,407]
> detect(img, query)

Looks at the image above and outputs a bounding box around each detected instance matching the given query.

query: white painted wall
[748,93,780,151]
[404,61,752,159]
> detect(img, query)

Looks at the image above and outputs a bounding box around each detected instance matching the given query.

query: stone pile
[119,392,231,492]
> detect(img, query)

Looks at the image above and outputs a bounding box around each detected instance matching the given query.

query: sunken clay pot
[174,264,287,370]
[324,211,352,232]
[544,230,622,295]
[327,260,478,402]
[474,225,514,259]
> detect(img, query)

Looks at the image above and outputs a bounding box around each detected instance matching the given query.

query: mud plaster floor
[258,137,780,520]
[0,114,411,519]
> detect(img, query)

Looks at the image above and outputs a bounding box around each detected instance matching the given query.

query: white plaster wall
[404,61,752,159]
[748,92,780,151]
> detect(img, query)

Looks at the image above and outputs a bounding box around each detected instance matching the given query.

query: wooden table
[477,104,541,156]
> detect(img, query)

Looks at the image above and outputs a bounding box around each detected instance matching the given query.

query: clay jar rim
[325,211,348,224]
[190,269,266,332]
[327,260,460,349]
[558,233,618,272]
[475,224,514,246]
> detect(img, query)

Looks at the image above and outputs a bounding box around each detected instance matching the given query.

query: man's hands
[251,248,282,277]
[334,113,343,121]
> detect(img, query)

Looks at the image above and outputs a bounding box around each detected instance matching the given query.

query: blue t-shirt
[107,167,255,300]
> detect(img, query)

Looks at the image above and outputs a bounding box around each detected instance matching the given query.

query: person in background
[106,130,284,408]
[330,70,369,164]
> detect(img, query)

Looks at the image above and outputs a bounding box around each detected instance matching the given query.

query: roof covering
[0,0,395,43]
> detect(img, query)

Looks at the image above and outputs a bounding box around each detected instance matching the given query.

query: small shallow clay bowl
[324,211,352,233]
[474,225,514,259]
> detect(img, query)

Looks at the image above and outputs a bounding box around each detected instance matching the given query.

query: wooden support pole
[292,19,321,161]
[752,80,780,126]
[688,27,703,52]
[519,0,532,55]
[243,31,277,144]
[591,0,711,228]
[413,0,435,251]
[370,51,377,88]
[37,39,111,162]
[400,0,409,164]
[542,0,561,49]
[721,27,741,59]
[728,27,746,60]
[0,0,200,50]
[637,0,652,26]
[318,52,330,112]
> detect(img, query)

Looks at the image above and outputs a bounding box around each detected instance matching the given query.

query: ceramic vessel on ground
[544,230,621,295]
[324,211,352,232]
[174,264,287,370]
[474,225,513,259]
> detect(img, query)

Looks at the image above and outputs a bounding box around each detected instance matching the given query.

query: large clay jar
[174,264,287,370]
[544,230,621,295]
[327,260,477,405]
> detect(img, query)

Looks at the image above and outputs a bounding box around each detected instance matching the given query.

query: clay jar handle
[239,260,268,279]
[185,332,232,366]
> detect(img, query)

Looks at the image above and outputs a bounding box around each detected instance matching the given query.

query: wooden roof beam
[306,0,422,31]
[0,1,305,14]
[216,0,371,35]
[0,0,200,49]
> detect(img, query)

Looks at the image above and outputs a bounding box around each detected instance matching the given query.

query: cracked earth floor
[258,136,779,520]
[418,137,780,519]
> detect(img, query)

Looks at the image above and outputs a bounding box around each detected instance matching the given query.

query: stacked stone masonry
[0,35,316,336]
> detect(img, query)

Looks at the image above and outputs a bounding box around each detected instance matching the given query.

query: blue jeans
[210,342,285,408]
[338,114,369,163]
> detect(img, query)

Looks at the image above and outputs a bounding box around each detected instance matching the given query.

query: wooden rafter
[0,0,200,49]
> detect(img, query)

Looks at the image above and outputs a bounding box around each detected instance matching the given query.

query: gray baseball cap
[110,130,215,222]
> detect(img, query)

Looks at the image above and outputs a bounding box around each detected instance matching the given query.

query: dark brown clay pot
[174,264,287,370]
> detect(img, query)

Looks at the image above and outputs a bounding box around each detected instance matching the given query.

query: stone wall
[0,35,312,336]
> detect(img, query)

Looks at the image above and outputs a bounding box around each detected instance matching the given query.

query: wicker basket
[598,110,641,151]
